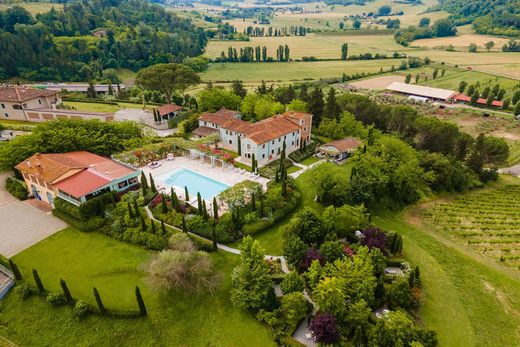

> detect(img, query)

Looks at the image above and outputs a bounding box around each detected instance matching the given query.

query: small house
[319,137,363,161]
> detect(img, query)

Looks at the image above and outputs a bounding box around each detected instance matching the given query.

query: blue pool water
[157,168,229,200]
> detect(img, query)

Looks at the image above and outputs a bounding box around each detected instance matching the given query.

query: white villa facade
[194,108,313,166]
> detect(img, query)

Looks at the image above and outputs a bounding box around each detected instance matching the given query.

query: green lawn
[2,228,275,346]
[63,101,150,113]
[287,165,302,174]
[300,156,321,166]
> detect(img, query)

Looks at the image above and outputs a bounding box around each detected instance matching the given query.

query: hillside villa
[194,108,313,166]
[0,86,114,122]
[15,151,141,207]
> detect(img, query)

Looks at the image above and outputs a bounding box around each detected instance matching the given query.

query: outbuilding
[319,137,363,161]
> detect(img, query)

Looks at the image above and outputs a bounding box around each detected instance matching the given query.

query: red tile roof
[214,108,241,118]
[322,137,362,153]
[193,126,218,137]
[158,103,182,116]
[53,169,111,198]
[282,111,312,119]
[221,118,252,134]
[0,86,59,103]
[453,94,504,108]
[16,151,138,197]
[246,115,301,144]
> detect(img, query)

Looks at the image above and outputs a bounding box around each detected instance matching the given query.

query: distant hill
[437,0,520,36]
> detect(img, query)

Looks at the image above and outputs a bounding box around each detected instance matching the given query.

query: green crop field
[63,101,150,113]
[424,185,520,267]
[201,59,403,83]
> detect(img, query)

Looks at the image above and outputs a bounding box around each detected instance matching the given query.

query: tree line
[215,45,290,63]
[0,0,207,81]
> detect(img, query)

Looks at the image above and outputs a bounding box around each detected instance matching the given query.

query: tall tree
[60,279,73,303]
[135,286,147,316]
[325,87,341,120]
[32,269,45,294]
[307,86,325,126]
[136,63,200,104]
[93,287,107,315]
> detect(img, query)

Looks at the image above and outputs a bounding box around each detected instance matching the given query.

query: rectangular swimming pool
[156,168,229,200]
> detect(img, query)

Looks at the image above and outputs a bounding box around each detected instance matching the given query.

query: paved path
[498,164,520,177]
[0,200,66,258]
[289,159,326,179]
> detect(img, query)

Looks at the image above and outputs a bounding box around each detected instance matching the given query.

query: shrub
[73,300,91,321]
[310,313,340,344]
[52,209,105,232]
[46,292,66,306]
[280,272,305,294]
[16,283,34,300]
[288,143,317,162]
[5,177,28,200]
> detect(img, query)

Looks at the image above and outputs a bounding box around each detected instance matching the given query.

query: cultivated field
[425,185,520,268]
[0,1,62,15]
[413,34,511,51]
[348,74,405,89]
[205,33,411,59]
[200,59,403,83]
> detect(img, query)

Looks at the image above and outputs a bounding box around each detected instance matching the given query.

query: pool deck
[141,156,268,203]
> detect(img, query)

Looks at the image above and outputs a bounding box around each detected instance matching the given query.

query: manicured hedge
[52,210,105,232]
[5,176,28,200]
[288,143,317,163]
[259,158,293,179]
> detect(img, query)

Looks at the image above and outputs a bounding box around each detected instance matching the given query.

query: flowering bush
[361,227,388,254]
[300,248,325,271]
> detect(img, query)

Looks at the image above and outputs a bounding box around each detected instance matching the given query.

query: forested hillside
[438,0,520,36]
[0,0,207,81]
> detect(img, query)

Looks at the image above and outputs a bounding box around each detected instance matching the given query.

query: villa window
[229,139,232,144]
[118,180,129,189]
[0,104,4,108]
[38,99,42,104]
[291,141,294,145]
[247,144,251,149]
[226,130,229,135]
[262,154,265,158]
[277,148,280,154]
[304,127,307,131]
[204,121,207,126]
[262,144,265,149]
[3,113,8,117]
[13,105,22,110]
[128,177,138,185]
[271,149,274,154]
[271,140,274,144]
[278,138,281,142]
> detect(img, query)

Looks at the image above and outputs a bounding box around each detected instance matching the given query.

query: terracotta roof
[282,111,312,120]
[214,108,241,118]
[246,115,301,144]
[199,112,230,126]
[221,118,252,134]
[158,103,182,116]
[322,137,363,153]
[453,94,503,107]
[0,87,59,103]
[53,169,110,198]
[16,151,137,193]
[193,126,218,137]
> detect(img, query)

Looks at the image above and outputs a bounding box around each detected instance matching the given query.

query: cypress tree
[151,221,157,234]
[251,193,256,211]
[135,286,147,316]
[127,202,134,218]
[197,192,202,214]
[60,278,73,303]
[161,219,167,235]
[184,186,190,202]
[202,200,208,220]
[182,215,187,233]
[133,199,140,217]
[281,166,287,198]
[149,173,157,193]
[8,259,22,280]
[212,225,218,251]
[251,153,256,173]
[32,269,45,294]
[260,198,264,217]
[213,197,219,220]
[93,287,107,315]
[161,194,168,214]
[171,188,180,212]
[140,172,148,192]
[141,215,147,231]
[237,136,242,155]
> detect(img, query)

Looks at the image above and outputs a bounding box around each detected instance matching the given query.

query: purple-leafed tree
[361,227,388,254]
[310,313,340,344]
[299,248,325,271]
